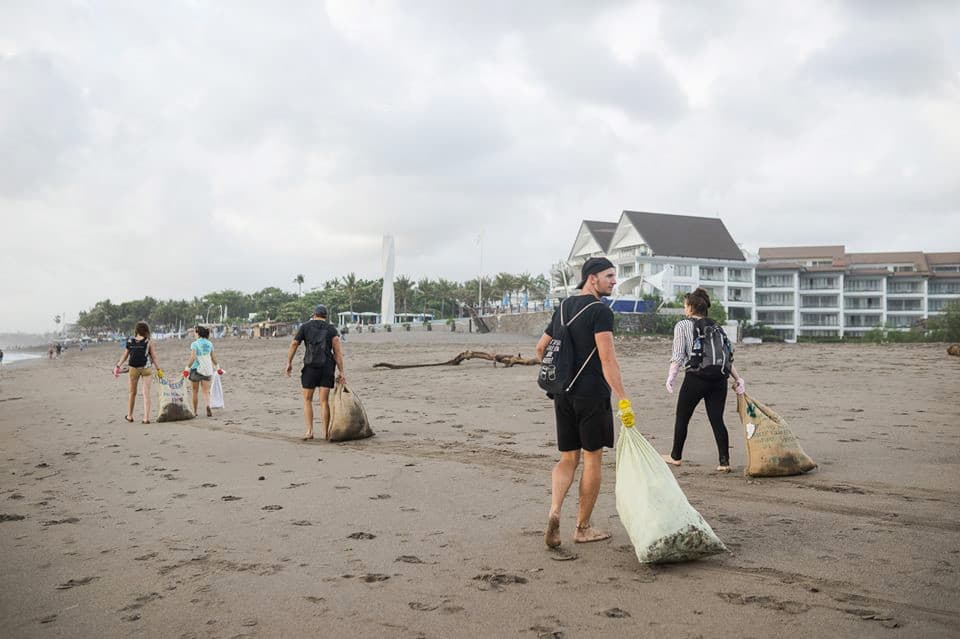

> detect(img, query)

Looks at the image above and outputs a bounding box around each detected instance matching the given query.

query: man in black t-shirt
[285,305,345,441]
[536,257,635,548]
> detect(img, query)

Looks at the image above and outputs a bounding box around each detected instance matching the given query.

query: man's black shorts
[554,393,614,452]
[301,364,335,389]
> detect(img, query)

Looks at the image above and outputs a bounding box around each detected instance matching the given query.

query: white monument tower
[381,235,396,326]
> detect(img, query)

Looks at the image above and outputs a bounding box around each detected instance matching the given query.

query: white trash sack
[615,425,727,564]
[210,373,224,409]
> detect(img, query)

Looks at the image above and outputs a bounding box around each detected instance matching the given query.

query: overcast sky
[2,0,958,332]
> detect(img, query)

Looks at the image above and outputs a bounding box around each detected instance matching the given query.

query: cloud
[0,0,958,333]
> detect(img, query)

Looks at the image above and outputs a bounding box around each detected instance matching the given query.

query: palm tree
[340,272,360,313]
[293,274,305,297]
[394,275,415,315]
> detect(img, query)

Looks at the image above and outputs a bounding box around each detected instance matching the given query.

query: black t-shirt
[544,296,615,398]
[294,319,339,368]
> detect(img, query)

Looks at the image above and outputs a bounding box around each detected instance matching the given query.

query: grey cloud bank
[1,0,958,332]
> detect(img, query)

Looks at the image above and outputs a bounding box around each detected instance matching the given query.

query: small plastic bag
[210,373,224,409]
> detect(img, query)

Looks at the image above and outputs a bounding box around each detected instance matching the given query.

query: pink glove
[734,377,745,395]
[665,361,681,393]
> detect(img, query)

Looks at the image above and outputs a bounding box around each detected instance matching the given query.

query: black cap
[576,257,615,289]
[314,304,328,317]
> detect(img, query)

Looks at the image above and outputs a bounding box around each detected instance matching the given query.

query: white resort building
[561,212,959,339]
[755,247,960,340]
[565,211,756,321]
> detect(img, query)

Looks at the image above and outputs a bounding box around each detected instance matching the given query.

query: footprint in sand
[347,532,376,540]
[57,576,98,589]
[221,496,242,502]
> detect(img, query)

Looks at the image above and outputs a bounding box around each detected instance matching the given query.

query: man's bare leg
[302,388,315,439]
[546,450,580,548]
[574,449,610,543]
[318,387,331,439]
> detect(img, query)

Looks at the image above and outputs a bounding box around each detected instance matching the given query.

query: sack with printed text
[737,392,816,477]
[156,374,195,422]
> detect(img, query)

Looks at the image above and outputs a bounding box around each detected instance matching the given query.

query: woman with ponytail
[662,288,745,472]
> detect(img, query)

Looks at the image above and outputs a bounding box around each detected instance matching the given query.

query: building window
[700,267,723,281]
[932,265,960,272]
[757,311,794,324]
[888,282,922,294]
[887,299,923,312]
[801,295,839,309]
[620,264,635,278]
[757,274,793,288]
[800,277,838,290]
[844,279,882,292]
[893,265,915,272]
[728,288,752,302]
[756,292,794,306]
[929,281,960,294]
[673,265,692,277]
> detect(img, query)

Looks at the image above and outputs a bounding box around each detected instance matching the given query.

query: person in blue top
[183,325,220,417]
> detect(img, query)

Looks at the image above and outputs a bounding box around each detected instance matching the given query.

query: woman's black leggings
[670,373,730,465]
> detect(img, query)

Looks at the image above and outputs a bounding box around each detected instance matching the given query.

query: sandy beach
[1,333,958,638]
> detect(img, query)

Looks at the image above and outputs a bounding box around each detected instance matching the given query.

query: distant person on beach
[285,304,345,441]
[184,325,220,418]
[116,321,163,424]
[536,257,635,548]
[662,288,745,472]
[48,343,54,359]
[55,342,62,358]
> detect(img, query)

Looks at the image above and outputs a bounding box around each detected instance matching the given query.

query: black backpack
[128,338,149,368]
[537,299,601,398]
[303,320,330,368]
[687,318,732,379]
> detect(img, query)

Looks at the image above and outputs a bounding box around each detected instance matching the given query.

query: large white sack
[615,425,726,564]
[210,373,224,409]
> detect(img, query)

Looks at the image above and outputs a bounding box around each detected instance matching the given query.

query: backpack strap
[562,300,603,392]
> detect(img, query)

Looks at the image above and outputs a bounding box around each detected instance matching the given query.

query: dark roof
[583,220,618,253]
[621,211,745,261]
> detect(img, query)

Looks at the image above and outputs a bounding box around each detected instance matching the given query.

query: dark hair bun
[692,287,711,308]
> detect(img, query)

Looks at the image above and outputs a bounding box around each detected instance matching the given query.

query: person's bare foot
[716,465,732,473]
[206,406,213,417]
[661,453,681,466]
[302,433,314,441]
[544,512,561,548]
[574,523,611,544]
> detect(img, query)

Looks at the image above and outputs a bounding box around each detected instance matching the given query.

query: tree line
[76,272,552,332]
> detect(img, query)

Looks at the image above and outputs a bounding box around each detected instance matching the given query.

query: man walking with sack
[536,257,635,548]
[285,304,345,440]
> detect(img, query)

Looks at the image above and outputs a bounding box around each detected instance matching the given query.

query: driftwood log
[373,350,540,370]
[948,344,960,357]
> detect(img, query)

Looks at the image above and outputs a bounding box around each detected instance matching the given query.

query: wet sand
[1,334,958,638]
